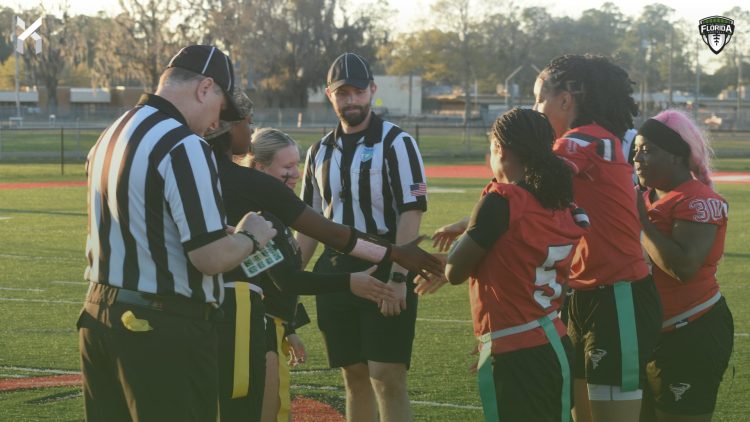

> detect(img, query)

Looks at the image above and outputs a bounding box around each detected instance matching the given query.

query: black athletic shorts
[217,286,267,422]
[493,336,575,421]
[567,275,662,388]
[314,247,418,369]
[645,297,734,415]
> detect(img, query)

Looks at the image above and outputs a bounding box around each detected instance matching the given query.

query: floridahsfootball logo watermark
[699,16,734,55]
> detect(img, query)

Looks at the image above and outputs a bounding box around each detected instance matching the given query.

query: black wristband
[237,230,260,252]
[338,229,392,264]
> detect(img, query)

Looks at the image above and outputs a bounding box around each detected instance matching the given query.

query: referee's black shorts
[314,247,418,369]
[217,286,267,422]
[645,297,734,415]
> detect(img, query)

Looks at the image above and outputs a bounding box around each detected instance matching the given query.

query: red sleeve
[553,137,594,175]
[673,195,728,225]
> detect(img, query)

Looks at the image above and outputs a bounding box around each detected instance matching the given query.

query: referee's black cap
[327,52,374,91]
[167,45,241,121]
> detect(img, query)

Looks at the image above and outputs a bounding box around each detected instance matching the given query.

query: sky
[2,0,745,73]
[2,0,745,28]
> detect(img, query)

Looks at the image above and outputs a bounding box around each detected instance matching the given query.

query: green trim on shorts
[613,281,639,391]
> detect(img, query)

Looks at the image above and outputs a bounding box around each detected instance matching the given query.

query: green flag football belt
[476,310,570,422]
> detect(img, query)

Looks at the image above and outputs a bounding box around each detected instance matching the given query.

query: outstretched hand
[414,253,449,295]
[432,218,469,252]
[287,334,306,367]
[350,266,398,303]
[391,236,444,279]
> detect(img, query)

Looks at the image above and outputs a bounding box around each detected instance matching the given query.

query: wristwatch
[237,229,260,252]
[390,272,407,284]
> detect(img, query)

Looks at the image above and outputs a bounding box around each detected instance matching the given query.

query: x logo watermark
[15,16,43,55]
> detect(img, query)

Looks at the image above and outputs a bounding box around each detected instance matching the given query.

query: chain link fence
[1,111,748,166]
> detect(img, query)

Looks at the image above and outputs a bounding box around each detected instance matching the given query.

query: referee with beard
[297,52,427,422]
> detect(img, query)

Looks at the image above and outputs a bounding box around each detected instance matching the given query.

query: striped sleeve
[386,134,427,213]
[162,136,227,251]
[301,142,322,212]
[553,137,595,175]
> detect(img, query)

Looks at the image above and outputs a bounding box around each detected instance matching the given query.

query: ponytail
[492,108,574,210]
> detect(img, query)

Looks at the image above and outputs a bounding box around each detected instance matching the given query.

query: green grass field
[0,159,748,421]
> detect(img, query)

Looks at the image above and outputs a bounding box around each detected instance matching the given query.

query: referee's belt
[224,281,264,297]
[86,283,221,321]
[477,310,559,342]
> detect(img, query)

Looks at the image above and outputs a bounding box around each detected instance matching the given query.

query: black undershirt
[465,192,510,250]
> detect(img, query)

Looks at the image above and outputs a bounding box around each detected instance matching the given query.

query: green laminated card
[240,240,284,278]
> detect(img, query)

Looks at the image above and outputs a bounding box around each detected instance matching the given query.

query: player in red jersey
[634,110,733,422]
[419,108,588,421]
[531,55,663,422]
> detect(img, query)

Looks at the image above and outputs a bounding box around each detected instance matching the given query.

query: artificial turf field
[0,160,748,421]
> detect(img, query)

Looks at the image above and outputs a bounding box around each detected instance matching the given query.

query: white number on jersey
[534,245,574,309]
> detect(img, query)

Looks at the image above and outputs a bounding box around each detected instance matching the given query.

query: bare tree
[116,0,183,91]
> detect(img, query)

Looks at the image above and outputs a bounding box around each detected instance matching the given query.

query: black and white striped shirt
[85,94,226,304]
[301,114,427,240]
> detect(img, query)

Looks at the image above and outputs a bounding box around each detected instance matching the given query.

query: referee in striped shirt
[297,53,427,421]
[78,45,276,421]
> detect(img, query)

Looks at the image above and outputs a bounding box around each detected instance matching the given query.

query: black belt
[87,283,221,321]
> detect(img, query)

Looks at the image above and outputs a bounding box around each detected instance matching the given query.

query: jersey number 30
[534,245,573,309]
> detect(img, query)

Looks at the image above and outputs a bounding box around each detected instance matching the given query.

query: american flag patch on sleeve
[410,182,427,197]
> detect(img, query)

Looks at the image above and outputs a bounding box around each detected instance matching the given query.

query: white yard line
[0,297,80,304]
[292,384,481,410]
[0,287,45,292]
[417,317,472,324]
[428,187,467,194]
[50,280,88,286]
[0,253,79,262]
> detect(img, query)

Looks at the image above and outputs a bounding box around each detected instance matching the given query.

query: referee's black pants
[78,284,220,422]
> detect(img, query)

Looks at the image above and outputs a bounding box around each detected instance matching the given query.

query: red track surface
[0,374,81,391]
[0,373,345,419]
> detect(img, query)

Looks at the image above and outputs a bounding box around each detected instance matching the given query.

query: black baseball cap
[167,45,241,121]
[327,52,374,91]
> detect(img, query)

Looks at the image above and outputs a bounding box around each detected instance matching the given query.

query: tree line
[0,1,748,115]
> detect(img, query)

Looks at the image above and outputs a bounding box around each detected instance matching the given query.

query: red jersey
[644,179,728,326]
[553,124,649,288]
[470,183,587,354]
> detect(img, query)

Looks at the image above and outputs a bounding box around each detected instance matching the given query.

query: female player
[530,54,664,422]
[634,110,733,422]
[205,89,431,421]
[437,108,587,421]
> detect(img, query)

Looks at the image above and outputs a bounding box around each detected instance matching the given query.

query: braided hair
[492,108,574,210]
[540,54,638,138]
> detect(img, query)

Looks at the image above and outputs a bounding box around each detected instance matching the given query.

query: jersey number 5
[534,245,573,309]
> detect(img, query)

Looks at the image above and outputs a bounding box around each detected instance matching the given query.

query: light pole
[737,46,743,129]
[504,65,523,110]
[13,15,21,119]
